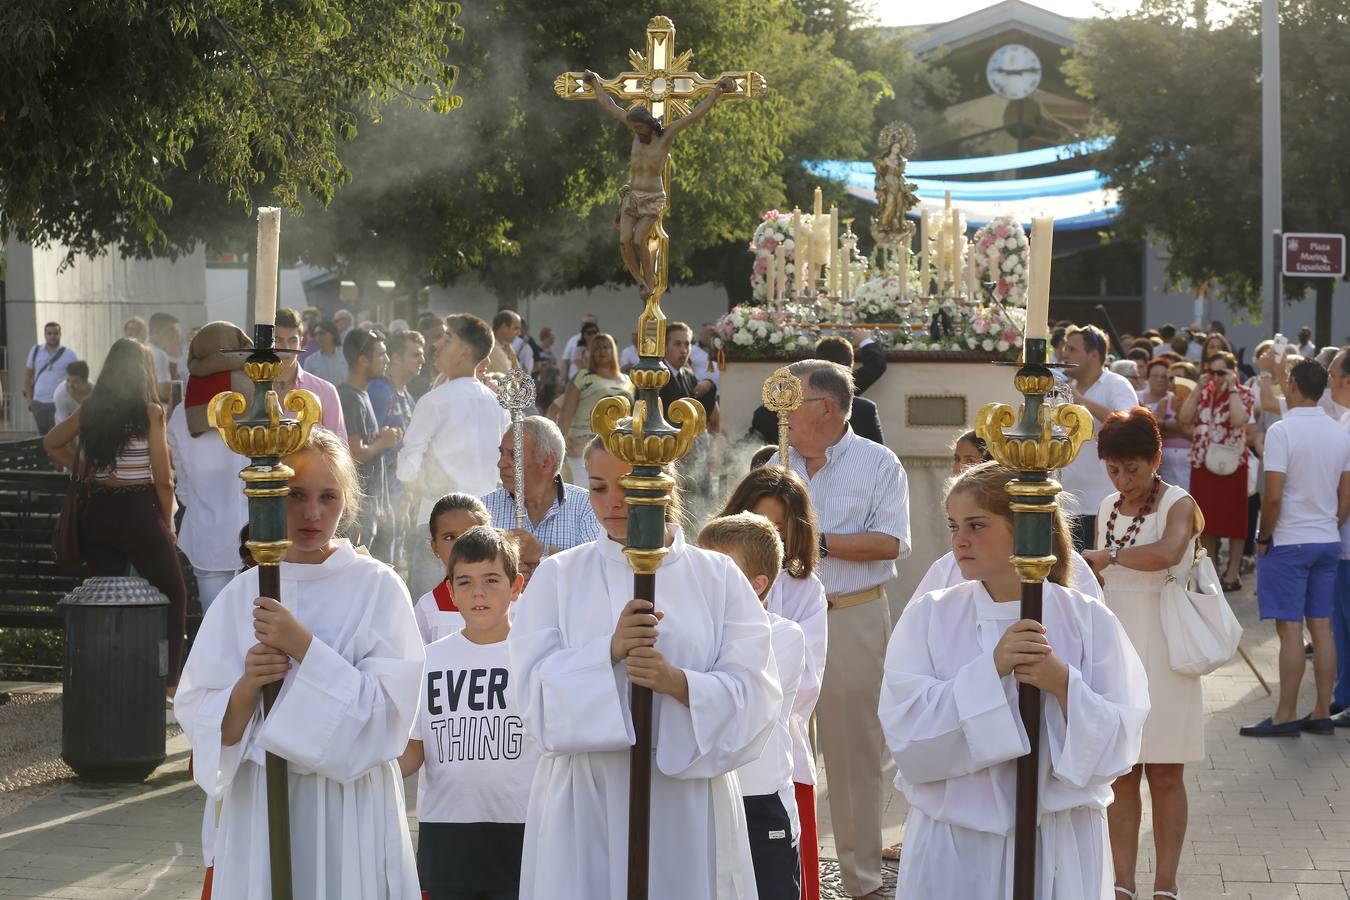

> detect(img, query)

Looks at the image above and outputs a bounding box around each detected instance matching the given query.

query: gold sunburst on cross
[554,16,765,125]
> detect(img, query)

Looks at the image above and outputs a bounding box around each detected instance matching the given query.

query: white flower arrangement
[971,216,1030,306]
[748,209,813,303]
[712,305,815,358]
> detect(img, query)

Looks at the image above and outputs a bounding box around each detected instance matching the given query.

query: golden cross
[555,16,765,358]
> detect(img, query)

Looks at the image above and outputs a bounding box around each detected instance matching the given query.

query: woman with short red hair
[1082,406,1203,900]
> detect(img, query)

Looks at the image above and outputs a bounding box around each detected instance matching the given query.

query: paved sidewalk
[7,584,1350,898]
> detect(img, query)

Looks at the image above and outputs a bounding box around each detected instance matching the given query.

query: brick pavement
[6,584,1350,899]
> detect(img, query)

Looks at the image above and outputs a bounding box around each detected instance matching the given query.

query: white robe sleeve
[879,592,1027,786]
[259,570,425,783]
[790,576,827,716]
[173,573,260,799]
[655,556,782,780]
[1041,592,1149,790]
[509,555,635,755]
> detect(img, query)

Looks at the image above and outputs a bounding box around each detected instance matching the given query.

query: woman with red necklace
[1082,406,1203,900]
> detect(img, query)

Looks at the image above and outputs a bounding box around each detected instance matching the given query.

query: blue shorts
[1256,541,1341,621]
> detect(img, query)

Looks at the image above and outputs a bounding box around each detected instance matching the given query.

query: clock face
[986,44,1043,101]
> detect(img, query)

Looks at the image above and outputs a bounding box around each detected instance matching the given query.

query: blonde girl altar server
[879,462,1149,899]
[175,428,425,899]
[509,437,783,900]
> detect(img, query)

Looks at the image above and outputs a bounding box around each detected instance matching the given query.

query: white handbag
[1160,544,1243,675]
[1203,438,1243,476]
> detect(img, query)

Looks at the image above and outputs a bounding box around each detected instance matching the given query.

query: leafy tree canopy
[287,0,908,302]
[1067,0,1350,315]
[0,0,463,264]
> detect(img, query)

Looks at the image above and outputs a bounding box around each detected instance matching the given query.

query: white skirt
[898,806,1113,900]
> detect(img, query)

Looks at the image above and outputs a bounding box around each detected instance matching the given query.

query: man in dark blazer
[748,336,885,446]
[853,332,888,395]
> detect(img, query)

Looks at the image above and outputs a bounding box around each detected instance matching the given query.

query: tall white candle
[813,186,823,218]
[951,209,963,292]
[919,209,930,295]
[1026,216,1054,340]
[966,241,979,300]
[254,207,282,329]
[841,237,852,301]
[793,208,806,294]
[774,242,787,300]
[829,206,840,295]
[812,212,831,269]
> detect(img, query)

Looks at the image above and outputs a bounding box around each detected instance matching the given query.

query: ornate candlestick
[762,368,803,462]
[495,367,538,529]
[973,337,1091,900]
[207,324,322,900]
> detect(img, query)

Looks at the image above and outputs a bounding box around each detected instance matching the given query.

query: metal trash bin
[60,576,169,780]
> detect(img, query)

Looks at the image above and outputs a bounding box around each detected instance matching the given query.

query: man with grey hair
[481,415,600,579]
[771,358,910,900]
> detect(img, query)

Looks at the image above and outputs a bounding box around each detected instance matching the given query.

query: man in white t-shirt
[1243,359,1350,737]
[1058,323,1141,551]
[149,312,185,405]
[23,322,78,435]
[1298,326,1318,359]
[52,362,92,425]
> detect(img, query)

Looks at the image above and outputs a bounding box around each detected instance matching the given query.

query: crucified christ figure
[583,70,735,299]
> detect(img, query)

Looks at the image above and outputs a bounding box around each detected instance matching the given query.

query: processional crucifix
[555,17,764,900]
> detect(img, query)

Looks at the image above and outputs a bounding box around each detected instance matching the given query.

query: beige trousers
[818,591,892,897]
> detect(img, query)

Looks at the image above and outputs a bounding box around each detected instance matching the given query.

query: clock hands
[993,67,1041,76]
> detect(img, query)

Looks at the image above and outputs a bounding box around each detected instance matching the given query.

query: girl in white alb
[879,461,1148,900]
[509,442,782,900]
[175,430,424,900]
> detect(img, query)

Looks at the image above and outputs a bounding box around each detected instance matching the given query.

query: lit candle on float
[793,208,806,294]
[919,209,930,295]
[829,205,840,295]
[254,208,282,329]
[1026,215,1054,341]
[774,242,787,300]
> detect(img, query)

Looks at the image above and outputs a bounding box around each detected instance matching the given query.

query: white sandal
[1114,889,1137,900]
[1153,893,1179,899]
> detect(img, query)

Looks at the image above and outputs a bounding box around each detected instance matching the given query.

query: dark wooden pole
[1011,580,1044,900]
[255,563,294,900]
[627,569,657,900]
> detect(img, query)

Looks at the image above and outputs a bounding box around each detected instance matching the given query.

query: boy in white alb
[412,494,490,644]
[400,526,538,900]
[701,513,809,900]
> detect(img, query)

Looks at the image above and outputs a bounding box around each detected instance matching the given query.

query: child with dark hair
[413,494,491,644]
[400,526,537,900]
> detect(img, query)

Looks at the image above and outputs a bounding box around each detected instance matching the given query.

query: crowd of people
[32,305,1350,899]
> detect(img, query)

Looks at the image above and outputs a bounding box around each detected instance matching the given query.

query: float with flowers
[716,192,1029,459]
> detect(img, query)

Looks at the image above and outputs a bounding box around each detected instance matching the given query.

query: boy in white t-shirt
[400,525,539,900]
[413,494,490,644]
[700,513,807,900]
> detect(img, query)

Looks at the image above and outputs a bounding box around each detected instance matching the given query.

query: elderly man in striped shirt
[770,358,911,900]
[482,416,601,581]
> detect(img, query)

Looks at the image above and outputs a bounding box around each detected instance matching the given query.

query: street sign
[1283,233,1345,277]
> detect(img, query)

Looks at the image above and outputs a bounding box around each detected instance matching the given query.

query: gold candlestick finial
[762,367,804,463]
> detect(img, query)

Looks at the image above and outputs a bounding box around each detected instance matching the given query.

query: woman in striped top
[46,338,187,695]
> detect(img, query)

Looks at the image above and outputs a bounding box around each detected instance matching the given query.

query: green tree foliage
[1066,0,1350,314]
[0,1,463,264]
[291,0,897,301]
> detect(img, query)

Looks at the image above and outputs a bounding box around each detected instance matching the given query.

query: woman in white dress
[175,428,425,899]
[879,461,1149,899]
[509,437,782,900]
[1080,406,1203,900]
